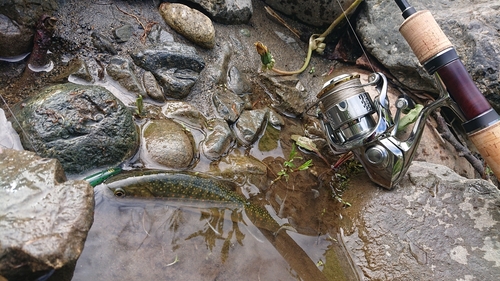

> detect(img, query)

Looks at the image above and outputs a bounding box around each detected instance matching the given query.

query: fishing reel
[316,72,451,189]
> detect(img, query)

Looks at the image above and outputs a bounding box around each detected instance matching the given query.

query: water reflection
[73,184,295,280]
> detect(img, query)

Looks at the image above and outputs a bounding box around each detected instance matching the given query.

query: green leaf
[398,104,423,131]
[297,159,313,171]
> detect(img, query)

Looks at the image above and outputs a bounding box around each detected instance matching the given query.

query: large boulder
[340,161,500,280]
[11,83,138,174]
[0,148,94,281]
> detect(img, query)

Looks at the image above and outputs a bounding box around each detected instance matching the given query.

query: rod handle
[399,10,452,64]
[469,121,500,177]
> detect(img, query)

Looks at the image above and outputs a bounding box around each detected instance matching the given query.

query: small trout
[105,170,289,234]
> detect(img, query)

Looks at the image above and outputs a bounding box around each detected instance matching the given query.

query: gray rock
[106,56,146,96]
[227,65,252,96]
[142,71,165,102]
[154,68,200,99]
[233,108,268,145]
[11,83,138,173]
[202,118,234,160]
[212,88,245,123]
[91,32,117,55]
[0,148,93,280]
[357,0,500,110]
[159,2,215,49]
[0,0,59,28]
[130,44,205,99]
[112,23,134,43]
[161,101,207,129]
[263,0,359,27]
[258,73,307,116]
[143,119,196,169]
[130,43,205,73]
[0,14,33,57]
[340,161,500,280]
[146,24,174,45]
[204,42,232,85]
[183,0,253,24]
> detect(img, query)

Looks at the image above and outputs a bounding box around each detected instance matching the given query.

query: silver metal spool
[317,74,377,143]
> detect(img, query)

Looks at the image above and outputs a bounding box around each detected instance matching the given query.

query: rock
[212,88,245,123]
[0,108,23,150]
[68,58,93,82]
[233,108,269,145]
[143,119,196,169]
[130,43,205,73]
[0,14,33,57]
[214,151,268,190]
[130,43,205,99]
[11,83,138,173]
[106,56,146,96]
[227,65,252,96]
[357,0,500,110]
[263,0,358,27]
[202,118,234,160]
[112,23,134,43]
[203,42,232,85]
[161,101,207,129]
[0,0,59,28]
[146,24,174,45]
[182,0,253,24]
[0,148,94,281]
[153,68,200,99]
[91,32,117,55]
[258,73,307,116]
[159,2,215,49]
[142,71,165,102]
[339,161,500,280]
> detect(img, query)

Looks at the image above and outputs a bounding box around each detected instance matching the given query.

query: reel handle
[394,0,500,177]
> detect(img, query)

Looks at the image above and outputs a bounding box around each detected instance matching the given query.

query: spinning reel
[316,72,453,189]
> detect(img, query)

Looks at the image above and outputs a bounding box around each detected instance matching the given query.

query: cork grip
[399,10,453,64]
[469,121,500,176]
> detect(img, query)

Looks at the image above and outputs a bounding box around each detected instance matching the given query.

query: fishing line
[0,93,39,153]
[335,0,375,73]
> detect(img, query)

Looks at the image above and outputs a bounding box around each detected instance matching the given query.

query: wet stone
[130,43,205,73]
[233,108,269,146]
[161,101,207,129]
[142,71,165,102]
[10,83,138,173]
[154,68,200,99]
[0,14,33,57]
[214,152,267,190]
[202,118,234,160]
[0,148,93,280]
[212,88,245,123]
[106,56,146,96]
[143,119,195,169]
[159,2,215,49]
[227,65,252,96]
[258,73,307,116]
[203,41,232,85]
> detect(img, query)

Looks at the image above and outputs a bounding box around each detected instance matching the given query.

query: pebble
[159,2,215,49]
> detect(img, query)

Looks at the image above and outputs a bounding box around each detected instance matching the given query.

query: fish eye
[113,188,126,197]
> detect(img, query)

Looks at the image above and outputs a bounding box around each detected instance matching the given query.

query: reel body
[317,72,450,189]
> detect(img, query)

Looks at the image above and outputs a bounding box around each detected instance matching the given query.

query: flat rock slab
[339,161,500,280]
[0,148,94,280]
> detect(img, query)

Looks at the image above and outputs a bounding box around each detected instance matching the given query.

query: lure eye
[113,188,126,197]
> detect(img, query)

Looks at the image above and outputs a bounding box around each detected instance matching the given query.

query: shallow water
[73,183,358,281]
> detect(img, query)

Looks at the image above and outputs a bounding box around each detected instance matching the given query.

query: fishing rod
[393,0,500,175]
[315,0,500,189]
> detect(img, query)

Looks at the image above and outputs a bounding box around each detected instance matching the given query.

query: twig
[115,5,157,44]
[432,110,487,178]
[264,6,301,38]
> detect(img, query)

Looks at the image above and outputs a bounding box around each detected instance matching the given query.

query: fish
[105,170,292,234]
